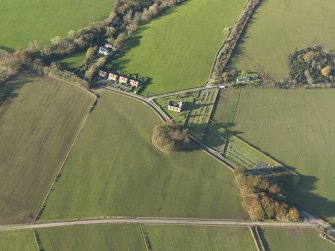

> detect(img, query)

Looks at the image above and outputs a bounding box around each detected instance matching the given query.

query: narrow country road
[0,217,315,232]
[147,85,217,101]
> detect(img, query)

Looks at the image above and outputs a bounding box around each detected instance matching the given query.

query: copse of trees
[288,46,335,85]
[152,120,190,153]
[234,167,301,222]
[0,50,32,84]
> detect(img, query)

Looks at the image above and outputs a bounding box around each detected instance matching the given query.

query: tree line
[212,0,262,84]
[1,0,186,88]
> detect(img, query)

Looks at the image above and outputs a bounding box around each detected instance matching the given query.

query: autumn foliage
[152,121,190,153]
[234,167,300,222]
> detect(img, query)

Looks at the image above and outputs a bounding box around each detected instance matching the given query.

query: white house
[99,47,110,56]
[168,101,183,113]
[119,76,128,84]
[108,73,118,81]
[130,79,140,88]
[236,76,251,84]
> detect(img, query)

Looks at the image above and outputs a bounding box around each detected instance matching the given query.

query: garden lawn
[0,73,95,224]
[230,0,335,80]
[0,231,36,251]
[261,227,335,251]
[0,0,117,50]
[41,91,246,220]
[218,88,335,223]
[146,225,256,251]
[36,224,146,251]
[114,0,246,95]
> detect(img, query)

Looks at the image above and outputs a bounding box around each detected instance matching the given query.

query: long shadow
[228,0,266,64]
[189,115,335,221]
[0,74,28,117]
[0,46,15,53]
[248,165,335,221]
[289,174,335,221]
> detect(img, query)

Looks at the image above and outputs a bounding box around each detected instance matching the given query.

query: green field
[146,225,256,251]
[261,227,335,251]
[113,0,246,95]
[41,91,246,220]
[213,89,241,125]
[216,88,335,222]
[0,0,117,50]
[36,224,146,251]
[0,73,95,224]
[230,0,335,80]
[0,230,36,251]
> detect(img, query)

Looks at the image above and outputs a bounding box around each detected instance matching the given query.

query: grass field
[0,230,36,251]
[216,88,335,222]
[230,0,335,80]
[41,90,246,220]
[213,89,241,125]
[0,73,95,224]
[146,225,256,251]
[36,224,146,251]
[261,227,335,251]
[0,0,117,50]
[113,0,246,95]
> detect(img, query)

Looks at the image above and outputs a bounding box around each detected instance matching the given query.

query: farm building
[119,76,129,84]
[168,101,183,113]
[236,76,251,84]
[130,79,140,88]
[99,47,111,56]
[108,73,118,81]
[99,70,108,78]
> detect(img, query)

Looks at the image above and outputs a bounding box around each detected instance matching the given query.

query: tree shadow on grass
[249,165,335,222]
[228,0,266,64]
[289,173,335,222]
[0,46,15,53]
[0,74,28,117]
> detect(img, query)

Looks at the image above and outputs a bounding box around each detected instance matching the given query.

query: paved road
[0,217,315,232]
[302,211,335,235]
[147,86,218,101]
